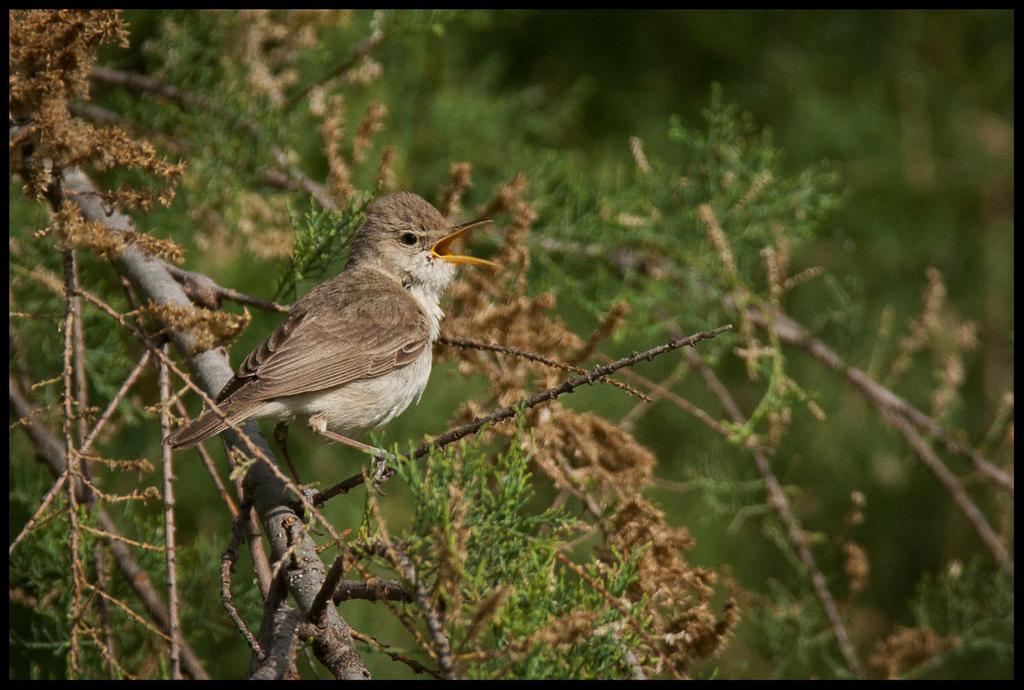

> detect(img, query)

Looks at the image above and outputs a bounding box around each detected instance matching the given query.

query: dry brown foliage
[138,301,252,353]
[867,626,958,679]
[10,11,183,209]
[887,267,978,425]
[39,200,185,264]
[437,174,738,673]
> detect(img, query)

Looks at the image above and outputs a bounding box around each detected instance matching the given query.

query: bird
[164,191,494,451]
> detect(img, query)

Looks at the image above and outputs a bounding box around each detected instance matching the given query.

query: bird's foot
[369,454,394,496]
[274,421,302,484]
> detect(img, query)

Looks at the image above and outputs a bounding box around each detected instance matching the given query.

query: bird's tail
[164,405,255,449]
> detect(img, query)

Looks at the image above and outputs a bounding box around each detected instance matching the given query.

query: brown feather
[218,266,429,406]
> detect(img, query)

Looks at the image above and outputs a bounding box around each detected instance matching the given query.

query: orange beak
[431,219,496,268]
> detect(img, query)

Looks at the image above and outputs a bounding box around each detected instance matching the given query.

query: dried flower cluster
[867,626,958,679]
[229,10,354,106]
[10,10,184,209]
[138,301,251,353]
[884,267,978,423]
[39,200,185,264]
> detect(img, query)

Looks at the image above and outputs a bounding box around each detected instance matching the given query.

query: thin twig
[222,508,267,661]
[75,283,350,544]
[72,282,369,676]
[282,26,387,111]
[80,349,151,454]
[886,410,1012,577]
[172,395,239,517]
[82,623,133,680]
[555,552,683,678]
[568,301,631,366]
[146,282,274,601]
[61,245,84,678]
[159,342,183,678]
[9,472,68,555]
[438,334,651,402]
[267,147,340,212]
[619,354,688,433]
[366,486,455,679]
[83,582,173,643]
[613,361,770,452]
[76,276,381,664]
[78,524,164,552]
[349,627,443,679]
[8,377,211,680]
[69,101,191,155]
[93,546,120,679]
[88,65,339,221]
[70,249,89,446]
[535,236,1010,496]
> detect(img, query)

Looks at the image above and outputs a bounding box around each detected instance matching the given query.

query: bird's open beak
[431,219,497,268]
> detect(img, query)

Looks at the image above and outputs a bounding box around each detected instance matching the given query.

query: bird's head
[349,191,495,295]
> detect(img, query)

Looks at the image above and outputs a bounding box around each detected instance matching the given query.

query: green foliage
[276,194,371,300]
[9,502,161,679]
[904,558,1014,679]
[360,427,647,679]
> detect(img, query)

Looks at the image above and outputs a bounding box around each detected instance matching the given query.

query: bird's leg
[308,415,395,494]
[307,414,383,454]
[274,421,302,484]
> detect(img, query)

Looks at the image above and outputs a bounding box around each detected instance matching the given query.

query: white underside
[254,345,433,433]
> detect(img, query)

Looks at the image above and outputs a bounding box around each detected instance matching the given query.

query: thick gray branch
[52,167,370,680]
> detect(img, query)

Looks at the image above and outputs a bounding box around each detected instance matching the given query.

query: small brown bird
[164,192,494,450]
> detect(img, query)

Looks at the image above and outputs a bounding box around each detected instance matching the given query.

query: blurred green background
[10,9,1013,679]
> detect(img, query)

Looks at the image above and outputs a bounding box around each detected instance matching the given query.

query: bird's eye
[400,232,418,246]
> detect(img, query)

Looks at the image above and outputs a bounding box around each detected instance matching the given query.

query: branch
[556,552,681,678]
[80,349,151,454]
[745,306,1013,494]
[309,554,348,627]
[885,410,1012,577]
[222,508,267,661]
[533,237,1010,495]
[333,578,411,604]
[366,490,454,679]
[437,334,651,402]
[163,263,289,313]
[60,244,84,677]
[158,342,183,678]
[349,627,443,679]
[8,471,68,556]
[250,607,314,680]
[88,65,340,216]
[282,25,387,110]
[685,350,865,677]
[314,325,732,503]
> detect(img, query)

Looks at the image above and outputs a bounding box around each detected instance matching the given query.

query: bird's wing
[216,271,429,404]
